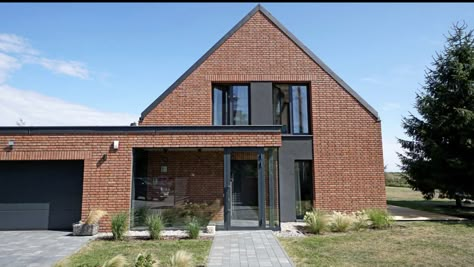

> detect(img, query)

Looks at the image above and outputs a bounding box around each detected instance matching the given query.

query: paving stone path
[388,205,466,221]
[207,230,294,267]
[0,231,91,267]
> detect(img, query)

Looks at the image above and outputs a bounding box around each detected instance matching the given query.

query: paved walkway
[0,231,91,267]
[207,230,294,267]
[388,205,466,221]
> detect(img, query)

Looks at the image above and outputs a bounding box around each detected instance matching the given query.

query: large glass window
[295,160,313,219]
[131,148,224,229]
[213,85,249,125]
[273,84,309,134]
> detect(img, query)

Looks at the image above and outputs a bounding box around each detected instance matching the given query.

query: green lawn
[386,186,474,219]
[55,239,212,267]
[280,221,474,267]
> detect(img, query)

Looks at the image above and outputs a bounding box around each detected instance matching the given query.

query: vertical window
[291,85,309,134]
[213,86,228,125]
[273,85,290,133]
[273,84,309,134]
[213,85,249,125]
[295,160,313,219]
[231,85,249,125]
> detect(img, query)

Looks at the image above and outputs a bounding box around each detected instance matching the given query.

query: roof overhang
[0,125,282,135]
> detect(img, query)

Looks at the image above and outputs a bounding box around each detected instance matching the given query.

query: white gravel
[95,230,215,239]
[274,222,306,237]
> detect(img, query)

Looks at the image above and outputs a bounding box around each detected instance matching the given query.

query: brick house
[0,5,385,231]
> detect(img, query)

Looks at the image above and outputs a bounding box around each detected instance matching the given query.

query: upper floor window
[213,84,250,125]
[273,84,309,134]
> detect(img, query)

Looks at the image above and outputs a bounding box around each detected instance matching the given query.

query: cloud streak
[0,33,135,126]
[25,56,90,79]
[0,33,90,81]
[0,34,38,55]
[0,84,137,126]
[0,53,21,83]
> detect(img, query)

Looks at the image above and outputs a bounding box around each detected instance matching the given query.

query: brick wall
[140,11,386,212]
[0,131,280,231]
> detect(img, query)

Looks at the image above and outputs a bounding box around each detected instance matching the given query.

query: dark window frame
[294,160,314,219]
[212,83,251,126]
[273,83,311,135]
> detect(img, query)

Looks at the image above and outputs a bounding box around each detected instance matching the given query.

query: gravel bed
[274,222,307,237]
[95,230,214,239]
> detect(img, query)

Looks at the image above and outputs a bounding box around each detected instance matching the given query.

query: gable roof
[140,4,379,121]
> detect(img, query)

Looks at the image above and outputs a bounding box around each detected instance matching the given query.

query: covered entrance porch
[131,147,279,230]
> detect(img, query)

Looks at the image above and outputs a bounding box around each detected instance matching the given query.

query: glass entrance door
[224,147,279,230]
[231,159,259,227]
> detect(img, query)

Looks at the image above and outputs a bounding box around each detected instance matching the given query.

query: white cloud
[0,33,128,126]
[383,141,403,172]
[0,33,90,80]
[0,84,137,126]
[25,56,90,80]
[0,53,21,83]
[0,34,38,55]
[382,102,401,111]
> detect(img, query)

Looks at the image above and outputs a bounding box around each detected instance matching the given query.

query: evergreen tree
[398,22,474,207]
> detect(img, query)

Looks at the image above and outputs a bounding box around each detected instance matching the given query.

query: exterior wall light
[7,140,14,149]
[113,140,119,150]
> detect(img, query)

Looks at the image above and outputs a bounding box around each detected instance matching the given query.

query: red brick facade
[140,11,386,211]
[0,8,385,231]
[0,132,280,231]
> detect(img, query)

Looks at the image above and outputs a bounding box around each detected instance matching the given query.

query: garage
[0,160,83,230]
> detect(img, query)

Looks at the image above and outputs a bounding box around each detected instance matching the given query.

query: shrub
[102,255,127,267]
[351,211,369,231]
[111,212,129,240]
[186,217,200,239]
[146,214,164,240]
[134,206,151,226]
[169,250,193,267]
[161,208,179,227]
[303,209,328,234]
[329,212,353,232]
[365,209,394,229]
[135,253,158,267]
[85,209,107,225]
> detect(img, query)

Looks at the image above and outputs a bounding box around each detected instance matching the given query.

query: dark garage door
[0,160,83,230]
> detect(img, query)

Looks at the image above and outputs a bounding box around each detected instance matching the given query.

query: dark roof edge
[140,5,262,120]
[257,5,379,120]
[140,4,380,121]
[0,125,282,135]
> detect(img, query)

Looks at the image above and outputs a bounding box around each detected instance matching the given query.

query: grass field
[55,239,211,267]
[386,186,474,219]
[385,172,409,187]
[280,221,474,267]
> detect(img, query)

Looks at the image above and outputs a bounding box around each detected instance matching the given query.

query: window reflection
[212,85,249,125]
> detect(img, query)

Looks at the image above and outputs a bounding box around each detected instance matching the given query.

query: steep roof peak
[140,4,379,121]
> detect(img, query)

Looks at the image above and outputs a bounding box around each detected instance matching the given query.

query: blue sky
[0,3,473,171]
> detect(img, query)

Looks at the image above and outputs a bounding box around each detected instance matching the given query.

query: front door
[224,148,265,229]
[231,160,259,227]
